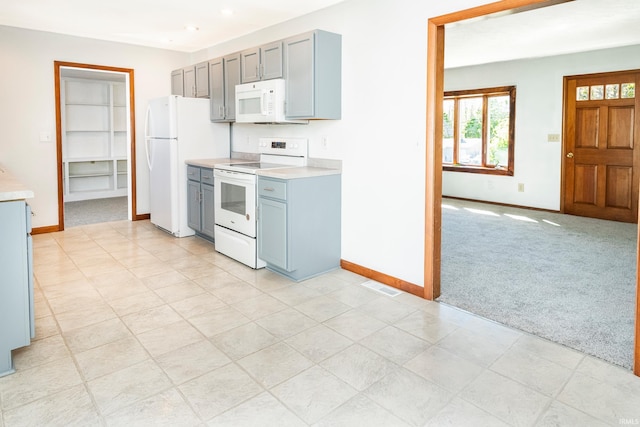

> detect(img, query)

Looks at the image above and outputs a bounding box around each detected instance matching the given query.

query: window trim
[442,85,516,176]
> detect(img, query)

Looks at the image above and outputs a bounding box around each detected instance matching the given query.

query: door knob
[566,152,574,158]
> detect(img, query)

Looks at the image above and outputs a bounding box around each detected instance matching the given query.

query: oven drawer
[258,178,286,201]
[187,166,200,181]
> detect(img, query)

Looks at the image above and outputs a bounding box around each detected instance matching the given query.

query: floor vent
[360,280,402,297]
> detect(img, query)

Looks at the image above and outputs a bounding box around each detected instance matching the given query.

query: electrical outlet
[547,133,560,142]
[321,136,328,149]
[518,183,525,192]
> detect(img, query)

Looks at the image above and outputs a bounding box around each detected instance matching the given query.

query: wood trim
[53,61,138,229]
[428,0,638,376]
[340,260,424,297]
[32,225,61,235]
[429,0,570,26]
[135,213,150,221]
[425,20,444,300]
[53,64,64,230]
[637,226,640,375]
[128,69,139,221]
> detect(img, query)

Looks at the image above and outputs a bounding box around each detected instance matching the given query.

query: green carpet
[438,198,637,369]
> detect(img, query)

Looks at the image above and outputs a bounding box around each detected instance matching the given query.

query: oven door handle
[214,169,256,183]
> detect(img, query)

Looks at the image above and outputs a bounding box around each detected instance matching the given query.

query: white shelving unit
[62,78,128,202]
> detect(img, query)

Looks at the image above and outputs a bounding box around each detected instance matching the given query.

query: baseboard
[134,214,150,220]
[340,259,424,298]
[32,225,61,235]
[443,196,560,214]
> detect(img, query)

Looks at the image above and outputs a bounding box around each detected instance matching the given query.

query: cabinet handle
[263,187,275,192]
[256,65,259,79]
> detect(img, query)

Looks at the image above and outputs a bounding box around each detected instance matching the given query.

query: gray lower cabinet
[187,166,215,241]
[283,30,342,120]
[210,53,241,122]
[258,174,341,281]
[0,200,34,377]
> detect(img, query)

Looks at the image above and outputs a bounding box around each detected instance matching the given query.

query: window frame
[442,85,516,176]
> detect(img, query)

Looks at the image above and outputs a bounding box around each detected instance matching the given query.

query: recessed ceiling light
[221,8,233,16]
[185,25,199,32]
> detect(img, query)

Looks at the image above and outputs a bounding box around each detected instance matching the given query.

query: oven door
[214,169,257,237]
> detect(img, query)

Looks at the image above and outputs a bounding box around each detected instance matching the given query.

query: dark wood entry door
[564,71,640,223]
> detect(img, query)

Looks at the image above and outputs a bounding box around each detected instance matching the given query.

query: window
[443,86,516,176]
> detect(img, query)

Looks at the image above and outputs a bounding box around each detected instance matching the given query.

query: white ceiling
[0,0,346,52]
[1,0,639,65]
[445,0,640,68]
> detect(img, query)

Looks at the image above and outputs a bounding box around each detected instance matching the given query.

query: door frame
[425,0,640,376]
[54,61,141,229]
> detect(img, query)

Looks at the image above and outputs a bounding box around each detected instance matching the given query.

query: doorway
[54,61,138,229]
[563,70,640,223]
[425,1,640,376]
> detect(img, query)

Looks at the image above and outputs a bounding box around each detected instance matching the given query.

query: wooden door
[564,71,640,223]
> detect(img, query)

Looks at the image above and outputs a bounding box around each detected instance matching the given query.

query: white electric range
[213,137,308,268]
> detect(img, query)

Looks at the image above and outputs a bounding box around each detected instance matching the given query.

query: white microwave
[235,79,307,124]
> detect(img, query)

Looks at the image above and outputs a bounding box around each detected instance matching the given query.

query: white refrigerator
[145,95,230,237]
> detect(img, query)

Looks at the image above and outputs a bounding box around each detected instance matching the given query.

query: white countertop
[257,166,341,179]
[185,158,241,168]
[0,166,34,202]
[186,158,341,179]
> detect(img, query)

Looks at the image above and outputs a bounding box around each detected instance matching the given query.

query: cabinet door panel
[258,198,287,269]
[183,66,196,97]
[284,34,314,118]
[195,62,209,98]
[209,58,225,121]
[261,41,283,80]
[171,69,184,96]
[187,180,201,232]
[241,48,260,83]
[224,54,241,120]
[201,184,215,238]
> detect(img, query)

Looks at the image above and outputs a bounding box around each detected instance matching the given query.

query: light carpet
[64,196,128,228]
[438,198,637,369]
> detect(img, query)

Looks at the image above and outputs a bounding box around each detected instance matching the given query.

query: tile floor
[1,220,640,426]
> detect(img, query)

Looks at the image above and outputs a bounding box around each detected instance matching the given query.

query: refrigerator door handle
[144,106,153,170]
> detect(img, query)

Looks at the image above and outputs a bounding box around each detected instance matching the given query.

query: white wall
[443,44,640,210]
[0,0,500,289]
[0,25,189,226]
[190,0,491,287]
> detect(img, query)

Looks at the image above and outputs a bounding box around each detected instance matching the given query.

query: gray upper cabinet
[195,61,210,98]
[284,30,342,120]
[241,41,283,83]
[172,62,209,98]
[209,53,241,122]
[171,69,184,96]
[183,65,196,97]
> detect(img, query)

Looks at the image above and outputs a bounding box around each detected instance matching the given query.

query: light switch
[39,131,52,142]
[547,133,560,142]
